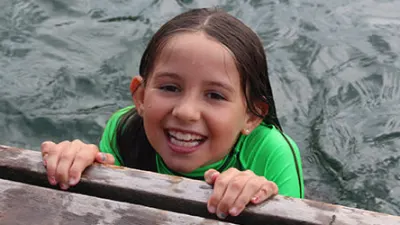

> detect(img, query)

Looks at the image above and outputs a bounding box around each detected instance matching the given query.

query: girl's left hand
[204,168,278,219]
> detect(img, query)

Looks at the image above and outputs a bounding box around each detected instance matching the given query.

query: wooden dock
[0,145,399,225]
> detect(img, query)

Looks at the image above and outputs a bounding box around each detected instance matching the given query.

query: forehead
[162,31,233,59]
[153,32,241,84]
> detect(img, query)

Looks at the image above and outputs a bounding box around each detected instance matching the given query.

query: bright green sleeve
[99,106,134,166]
[238,124,304,198]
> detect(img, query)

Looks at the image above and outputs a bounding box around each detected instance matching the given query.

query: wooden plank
[0,178,235,225]
[1,145,400,225]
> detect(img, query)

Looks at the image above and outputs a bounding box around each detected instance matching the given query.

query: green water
[0,0,399,215]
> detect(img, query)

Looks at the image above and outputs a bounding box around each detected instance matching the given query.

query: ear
[131,75,145,116]
[242,101,269,135]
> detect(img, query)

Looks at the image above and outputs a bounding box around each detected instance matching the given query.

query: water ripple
[0,0,399,216]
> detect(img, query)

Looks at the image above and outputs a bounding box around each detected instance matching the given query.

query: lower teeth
[170,137,200,147]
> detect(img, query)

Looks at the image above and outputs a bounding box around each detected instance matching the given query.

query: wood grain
[0,178,236,225]
[1,145,400,225]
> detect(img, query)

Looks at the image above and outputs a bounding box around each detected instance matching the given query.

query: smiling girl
[41,8,304,219]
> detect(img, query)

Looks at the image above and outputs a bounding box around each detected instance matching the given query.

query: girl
[41,8,304,219]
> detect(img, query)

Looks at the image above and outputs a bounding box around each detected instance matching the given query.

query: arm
[99,106,135,166]
[239,124,304,198]
[262,140,304,198]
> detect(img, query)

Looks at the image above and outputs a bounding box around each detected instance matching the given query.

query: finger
[251,181,278,205]
[55,140,82,189]
[216,170,254,218]
[41,141,56,167]
[43,154,48,167]
[207,168,239,217]
[95,152,115,165]
[68,144,100,186]
[229,176,265,216]
[204,169,220,184]
[41,141,56,155]
[45,141,69,186]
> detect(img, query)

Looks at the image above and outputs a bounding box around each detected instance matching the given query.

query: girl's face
[134,32,261,173]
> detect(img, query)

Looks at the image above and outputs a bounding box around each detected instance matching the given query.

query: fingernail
[49,176,57,185]
[211,173,219,182]
[100,153,106,162]
[69,178,77,186]
[207,205,216,214]
[60,183,69,190]
[251,196,259,203]
[217,212,227,219]
[229,207,239,216]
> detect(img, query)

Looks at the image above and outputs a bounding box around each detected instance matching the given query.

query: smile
[165,129,206,153]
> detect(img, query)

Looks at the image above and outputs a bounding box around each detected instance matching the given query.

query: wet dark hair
[116,8,285,170]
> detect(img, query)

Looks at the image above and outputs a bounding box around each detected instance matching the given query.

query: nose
[172,98,201,122]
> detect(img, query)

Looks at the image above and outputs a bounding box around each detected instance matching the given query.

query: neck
[155,148,239,180]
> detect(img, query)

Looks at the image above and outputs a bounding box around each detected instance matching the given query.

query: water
[0,0,399,216]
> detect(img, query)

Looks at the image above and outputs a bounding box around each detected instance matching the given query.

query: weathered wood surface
[1,145,400,225]
[0,178,235,225]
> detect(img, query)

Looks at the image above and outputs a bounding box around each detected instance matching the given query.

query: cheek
[142,91,168,117]
[207,107,246,138]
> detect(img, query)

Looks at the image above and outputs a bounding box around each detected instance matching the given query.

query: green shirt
[100,106,304,198]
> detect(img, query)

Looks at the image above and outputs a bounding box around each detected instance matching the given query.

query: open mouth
[165,129,206,149]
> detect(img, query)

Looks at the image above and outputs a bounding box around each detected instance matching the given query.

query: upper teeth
[168,130,203,141]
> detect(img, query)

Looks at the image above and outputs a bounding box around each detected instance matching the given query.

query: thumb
[204,169,220,185]
[95,152,115,165]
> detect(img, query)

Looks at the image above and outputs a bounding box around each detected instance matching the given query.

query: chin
[167,162,198,174]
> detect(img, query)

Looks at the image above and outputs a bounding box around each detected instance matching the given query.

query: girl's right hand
[41,140,115,190]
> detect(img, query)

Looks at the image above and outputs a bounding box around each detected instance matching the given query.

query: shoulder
[102,105,136,142]
[109,105,135,122]
[103,105,134,129]
[99,106,136,164]
[236,123,300,168]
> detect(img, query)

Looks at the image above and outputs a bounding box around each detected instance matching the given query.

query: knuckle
[60,140,71,146]
[268,181,278,193]
[41,142,49,151]
[248,178,262,189]
[205,169,214,177]
[260,182,276,195]
[264,179,274,186]
[72,139,83,145]
[230,179,244,191]
[87,144,99,153]
[256,176,267,184]
[227,167,239,173]
[215,177,229,188]
[59,151,74,160]
[243,169,254,176]
[51,141,70,154]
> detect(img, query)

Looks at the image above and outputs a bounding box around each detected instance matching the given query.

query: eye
[159,84,179,92]
[206,92,226,101]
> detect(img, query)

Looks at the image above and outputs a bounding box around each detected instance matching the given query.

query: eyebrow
[153,71,235,93]
[153,72,181,80]
[204,81,235,94]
